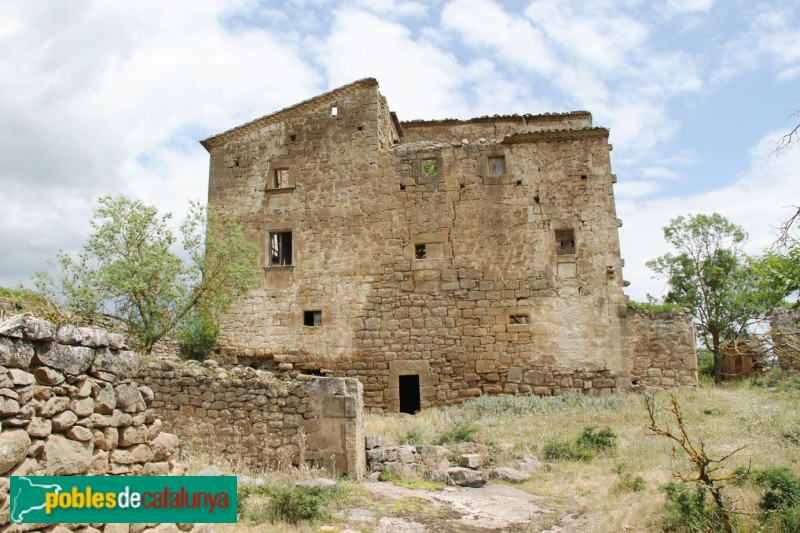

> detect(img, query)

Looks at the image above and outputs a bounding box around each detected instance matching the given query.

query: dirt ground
[337,481,593,533]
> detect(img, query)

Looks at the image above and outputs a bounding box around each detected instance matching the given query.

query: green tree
[646,213,783,383]
[35,195,258,354]
[757,206,800,306]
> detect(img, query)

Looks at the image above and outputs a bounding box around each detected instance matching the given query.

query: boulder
[446,467,486,487]
[460,454,482,469]
[65,426,94,442]
[78,326,110,348]
[95,386,117,413]
[56,324,84,345]
[26,417,52,438]
[40,396,70,417]
[71,397,95,417]
[119,425,148,446]
[51,410,79,431]
[488,467,530,484]
[9,368,35,386]
[33,367,65,385]
[92,348,139,380]
[0,429,31,474]
[0,336,35,368]
[44,435,93,475]
[0,314,56,341]
[115,383,145,409]
[36,343,95,375]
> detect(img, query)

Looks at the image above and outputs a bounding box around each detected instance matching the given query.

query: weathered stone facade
[139,359,364,478]
[626,309,698,387]
[202,78,697,411]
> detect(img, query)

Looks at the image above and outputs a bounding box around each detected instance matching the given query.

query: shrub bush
[753,467,800,531]
[660,482,725,532]
[542,440,595,462]
[575,426,617,452]
[267,485,329,524]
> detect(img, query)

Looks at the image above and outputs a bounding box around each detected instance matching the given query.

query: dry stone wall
[139,359,364,479]
[627,309,698,388]
[0,314,183,530]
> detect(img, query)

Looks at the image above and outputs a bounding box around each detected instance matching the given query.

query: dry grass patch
[365,381,800,531]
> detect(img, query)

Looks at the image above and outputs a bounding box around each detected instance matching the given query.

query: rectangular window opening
[488,156,506,176]
[555,229,575,255]
[415,244,427,259]
[269,232,293,266]
[303,310,322,327]
[580,174,588,181]
[422,159,438,177]
[509,314,529,325]
[274,168,290,189]
[331,105,338,116]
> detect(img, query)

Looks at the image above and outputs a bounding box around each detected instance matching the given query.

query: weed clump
[401,427,424,445]
[238,483,340,525]
[542,426,617,462]
[542,440,595,462]
[434,422,478,445]
[611,472,647,494]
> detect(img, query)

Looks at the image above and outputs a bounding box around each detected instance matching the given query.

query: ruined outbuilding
[201,78,697,412]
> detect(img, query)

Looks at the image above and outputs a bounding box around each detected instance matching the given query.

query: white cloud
[713,3,800,83]
[659,0,713,16]
[0,0,321,287]
[442,0,556,75]
[619,132,800,301]
[313,8,472,119]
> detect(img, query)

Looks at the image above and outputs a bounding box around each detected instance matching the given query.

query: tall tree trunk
[712,332,723,384]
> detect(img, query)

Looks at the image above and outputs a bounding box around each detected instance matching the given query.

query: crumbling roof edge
[400,111,592,128]
[501,127,609,144]
[200,77,380,151]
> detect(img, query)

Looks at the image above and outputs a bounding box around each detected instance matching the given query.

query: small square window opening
[274,168,290,189]
[509,314,529,325]
[555,229,575,255]
[269,232,292,266]
[488,156,506,176]
[415,244,427,259]
[422,159,438,177]
[304,310,322,327]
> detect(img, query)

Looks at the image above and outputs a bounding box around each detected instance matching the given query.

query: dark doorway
[399,375,421,414]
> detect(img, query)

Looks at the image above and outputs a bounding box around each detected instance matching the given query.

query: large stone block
[35,343,95,375]
[44,435,93,475]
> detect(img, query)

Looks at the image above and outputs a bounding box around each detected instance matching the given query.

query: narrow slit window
[555,229,575,255]
[274,168,290,189]
[415,244,427,259]
[269,232,292,266]
[303,310,322,327]
[488,156,506,176]
[422,159,438,177]
[509,314,529,325]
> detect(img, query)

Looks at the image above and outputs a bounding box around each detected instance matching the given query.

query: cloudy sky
[1,0,799,300]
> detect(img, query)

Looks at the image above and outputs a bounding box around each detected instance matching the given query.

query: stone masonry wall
[139,359,365,479]
[627,309,698,388]
[0,314,182,530]
[205,78,645,412]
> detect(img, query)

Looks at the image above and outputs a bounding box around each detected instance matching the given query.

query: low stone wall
[0,314,182,530]
[139,359,365,479]
[627,309,698,388]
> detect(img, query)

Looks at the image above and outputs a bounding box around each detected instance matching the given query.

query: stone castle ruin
[201,78,698,412]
